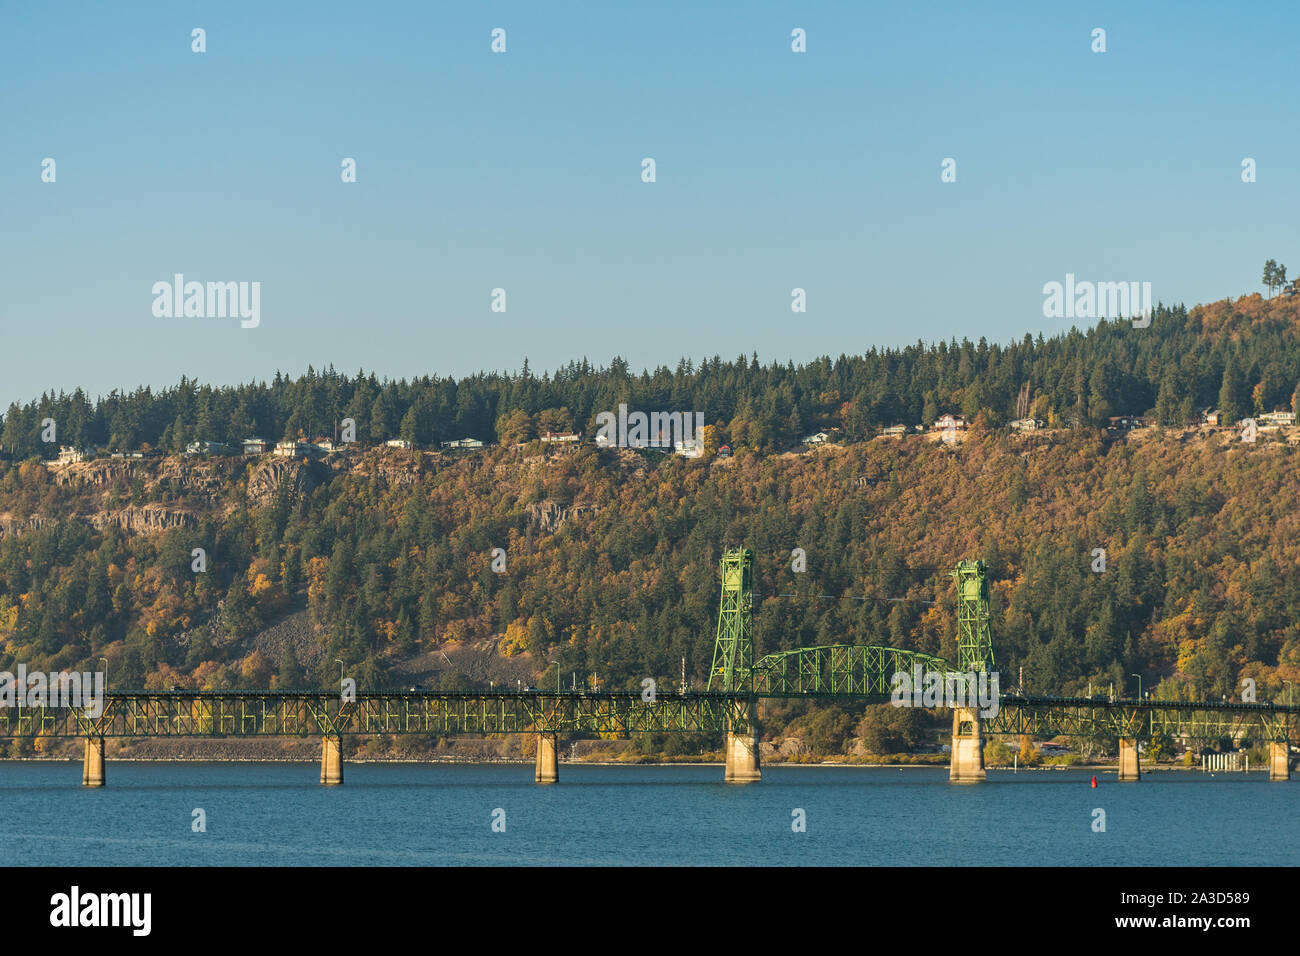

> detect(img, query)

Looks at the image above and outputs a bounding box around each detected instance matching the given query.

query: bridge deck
[0,690,1293,741]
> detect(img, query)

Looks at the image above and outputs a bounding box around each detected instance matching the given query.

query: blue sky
[4,0,1299,407]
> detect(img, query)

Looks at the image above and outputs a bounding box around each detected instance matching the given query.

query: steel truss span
[989,695,1295,743]
[747,644,951,698]
[0,692,756,739]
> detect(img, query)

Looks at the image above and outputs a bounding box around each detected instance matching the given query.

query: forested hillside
[5,294,1300,458]
[2,293,1300,755]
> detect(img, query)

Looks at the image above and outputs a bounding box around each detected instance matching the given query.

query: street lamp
[1131,673,1142,701]
[1284,680,1294,707]
[99,657,108,690]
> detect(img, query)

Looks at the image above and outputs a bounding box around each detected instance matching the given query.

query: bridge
[2,549,1295,786]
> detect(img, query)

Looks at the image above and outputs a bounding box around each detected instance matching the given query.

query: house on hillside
[716,444,732,458]
[933,414,966,432]
[1010,418,1044,432]
[386,438,414,450]
[56,445,98,464]
[186,440,231,456]
[242,438,269,456]
[312,437,335,453]
[1106,416,1147,431]
[274,440,318,458]
[1201,408,1220,426]
[440,437,483,449]
[674,438,704,458]
[540,432,580,444]
[882,424,908,437]
[802,431,831,446]
[1259,410,1295,426]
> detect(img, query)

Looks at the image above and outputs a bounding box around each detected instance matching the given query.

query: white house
[1259,410,1295,426]
[882,424,908,437]
[56,445,97,463]
[275,440,321,458]
[242,438,269,456]
[386,438,414,450]
[674,439,704,458]
[439,437,483,449]
[802,431,831,445]
[540,432,580,444]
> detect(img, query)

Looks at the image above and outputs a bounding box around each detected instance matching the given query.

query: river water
[2,762,1294,866]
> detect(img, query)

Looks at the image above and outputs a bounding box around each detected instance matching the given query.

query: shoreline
[0,755,1211,771]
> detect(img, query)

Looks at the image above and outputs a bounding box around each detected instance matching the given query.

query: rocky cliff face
[45,456,232,499]
[0,513,59,537]
[47,459,139,488]
[345,452,427,488]
[155,460,229,495]
[526,500,600,536]
[0,507,196,538]
[246,458,317,507]
[89,506,197,533]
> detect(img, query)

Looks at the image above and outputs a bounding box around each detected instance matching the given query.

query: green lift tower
[708,548,755,692]
[951,559,996,674]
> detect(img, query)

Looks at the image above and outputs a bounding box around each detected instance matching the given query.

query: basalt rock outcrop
[246,458,317,507]
[526,500,599,536]
[89,506,197,533]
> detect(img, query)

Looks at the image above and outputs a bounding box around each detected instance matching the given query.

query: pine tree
[1218,361,1244,424]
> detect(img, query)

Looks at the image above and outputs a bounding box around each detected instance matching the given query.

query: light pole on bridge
[1284,680,1294,708]
[1131,673,1142,701]
[99,657,108,692]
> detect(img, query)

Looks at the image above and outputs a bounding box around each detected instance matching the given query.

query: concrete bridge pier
[320,735,343,785]
[535,733,559,784]
[82,737,106,788]
[1269,741,1291,781]
[1117,737,1140,781]
[723,701,761,783]
[949,708,985,782]
[724,730,761,782]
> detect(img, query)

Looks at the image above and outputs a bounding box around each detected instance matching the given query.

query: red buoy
[1090,775,1098,788]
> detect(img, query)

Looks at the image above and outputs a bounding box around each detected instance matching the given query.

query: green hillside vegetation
[2,293,1300,755]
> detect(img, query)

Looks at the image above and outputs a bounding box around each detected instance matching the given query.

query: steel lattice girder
[0,692,756,739]
[709,548,755,691]
[745,645,952,698]
[951,560,996,674]
[986,696,1297,742]
[4,690,1291,744]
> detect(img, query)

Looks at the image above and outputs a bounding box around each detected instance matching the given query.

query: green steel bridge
[2,548,1295,785]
